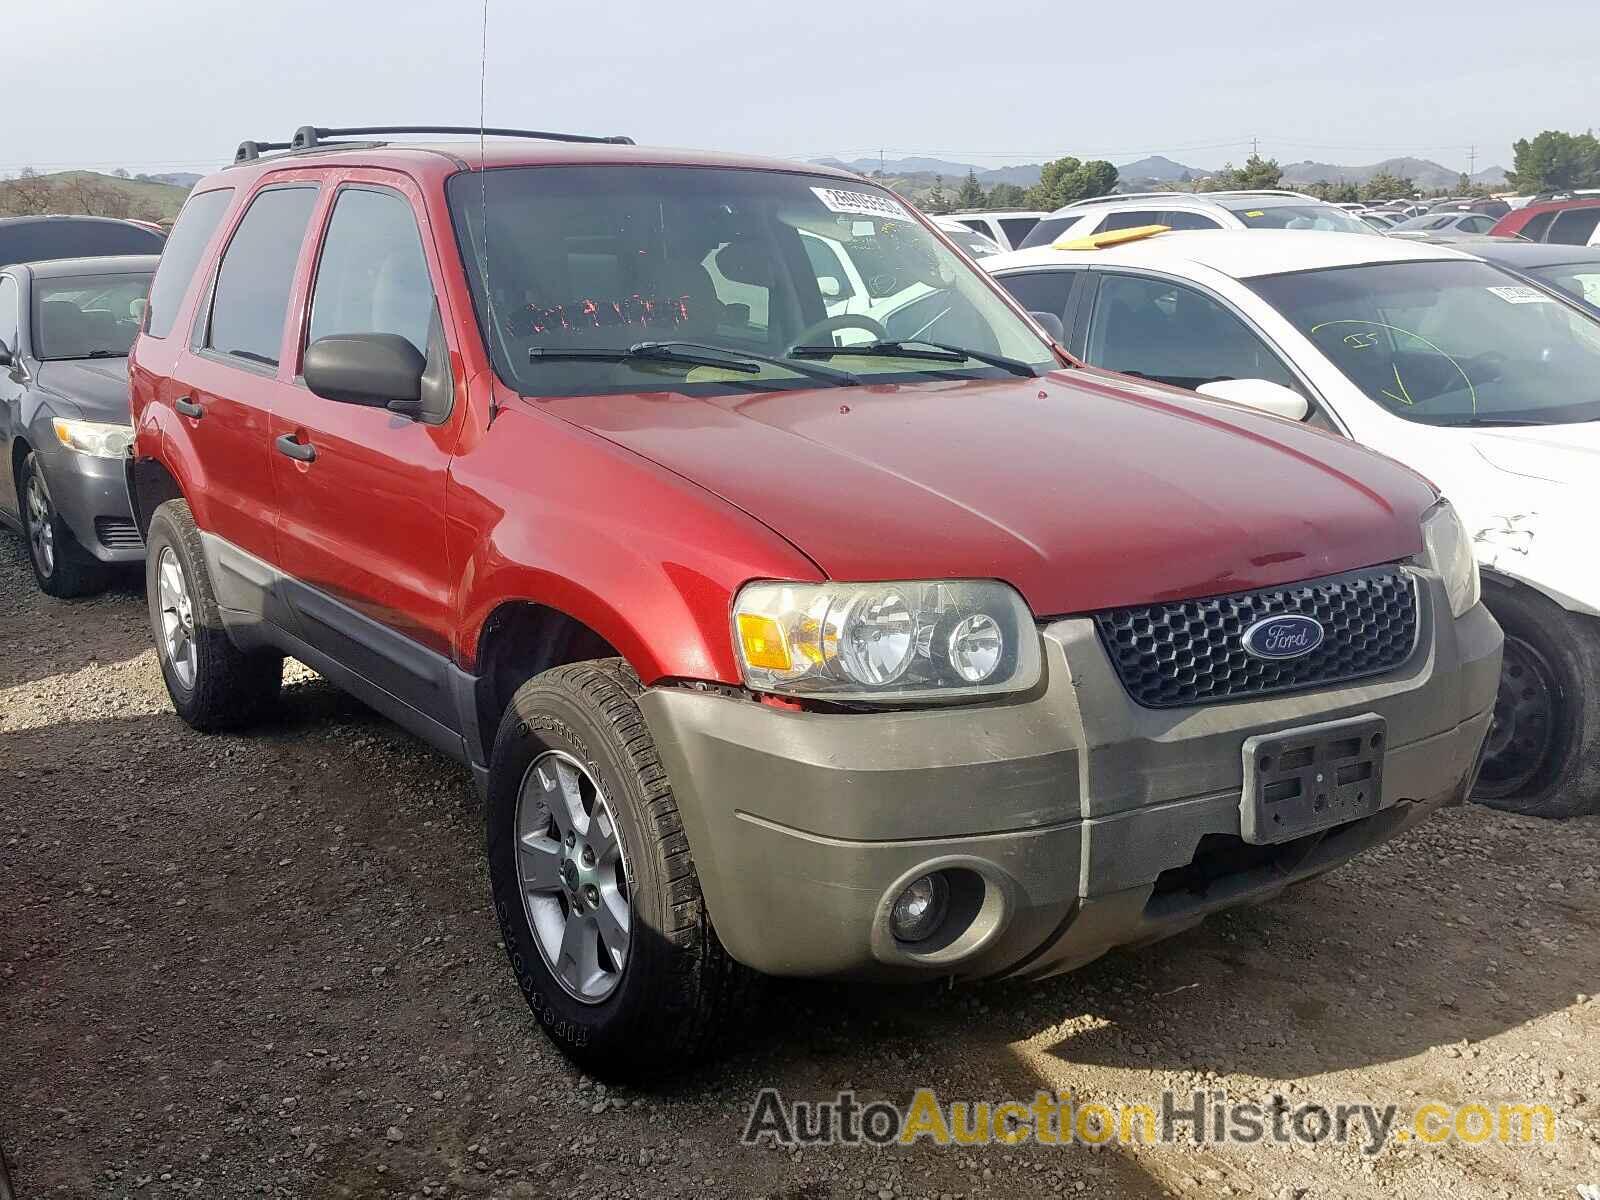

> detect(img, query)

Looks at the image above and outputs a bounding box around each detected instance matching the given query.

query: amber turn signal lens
[736,612,791,671]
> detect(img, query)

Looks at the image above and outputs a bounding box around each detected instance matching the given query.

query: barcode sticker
[810,186,910,221]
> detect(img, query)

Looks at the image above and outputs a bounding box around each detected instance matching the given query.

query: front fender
[449,406,823,683]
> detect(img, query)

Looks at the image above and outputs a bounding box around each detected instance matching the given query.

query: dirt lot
[3,534,1599,1200]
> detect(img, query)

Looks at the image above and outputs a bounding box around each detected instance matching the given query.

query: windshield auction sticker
[1486,285,1555,304]
[810,186,910,221]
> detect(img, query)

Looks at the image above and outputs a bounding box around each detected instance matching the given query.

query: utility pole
[1467,144,1478,177]
[1251,135,1259,158]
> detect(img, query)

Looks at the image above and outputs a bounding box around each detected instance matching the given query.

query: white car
[1016,190,1376,250]
[940,210,1047,252]
[986,228,1600,819]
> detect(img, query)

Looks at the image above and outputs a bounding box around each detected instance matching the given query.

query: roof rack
[234,124,634,164]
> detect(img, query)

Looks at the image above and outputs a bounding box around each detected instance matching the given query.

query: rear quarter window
[206,186,319,368]
[146,189,234,339]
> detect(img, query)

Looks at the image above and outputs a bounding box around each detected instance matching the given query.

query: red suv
[128,125,1501,1078]
[1489,196,1600,245]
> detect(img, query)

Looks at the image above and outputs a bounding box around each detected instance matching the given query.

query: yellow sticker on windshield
[1244,210,1265,218]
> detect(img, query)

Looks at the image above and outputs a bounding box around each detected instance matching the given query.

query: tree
[1199,154,1283,191]
[1507,130,1600,192]
[1025,156,1119,210]
[1359,171,1415,203]
[986,182,1028,209]
[925,175,949,213]
[954,169,985,209]
[0,168,59,216]
[1304,180,1359,203]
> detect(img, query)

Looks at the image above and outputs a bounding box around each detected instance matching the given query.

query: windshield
[446,166,1055,396]
[1250,259,1600,426]
[1221,202,1374,234]
[33,271,154,360]
[1525,262,1600,313]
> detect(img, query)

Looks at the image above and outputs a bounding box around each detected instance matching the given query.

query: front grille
[1093,565,1419,708]
[94,517,143,550]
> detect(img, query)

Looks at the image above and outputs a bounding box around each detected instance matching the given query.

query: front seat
[646,258,726,340]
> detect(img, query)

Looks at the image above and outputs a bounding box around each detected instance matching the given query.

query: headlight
[52,418,133,459]
[732,579,1041,702]
[1421,500,1480,618]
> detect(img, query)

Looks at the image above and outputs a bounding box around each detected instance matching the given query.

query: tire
[1473,580,1600,819]
[144,499,282,732]
[486,659,754,1080]
[18,451,111,599]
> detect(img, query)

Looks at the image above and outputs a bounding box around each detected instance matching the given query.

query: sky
[7,0,1594,179]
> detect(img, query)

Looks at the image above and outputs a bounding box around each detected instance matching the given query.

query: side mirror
[817,276,843,300]
[304,333,441,421]
[1197,378,1310,422]
[0,338,12,368]
[1029,311,1065,343]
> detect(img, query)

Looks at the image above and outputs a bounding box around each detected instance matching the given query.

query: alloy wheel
[156,546,198,689]
[1476,635,1559,799]
[24,469,55,577]
[514,750,632,1003]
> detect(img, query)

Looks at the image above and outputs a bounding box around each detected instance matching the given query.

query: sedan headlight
[1421,500,1480,618]
[52,418,134,459]
[732,580,1041,702]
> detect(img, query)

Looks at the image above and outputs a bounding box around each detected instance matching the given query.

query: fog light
[891,873,949,943]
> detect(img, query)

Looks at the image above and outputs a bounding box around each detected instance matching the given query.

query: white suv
[1016,190,1375,249]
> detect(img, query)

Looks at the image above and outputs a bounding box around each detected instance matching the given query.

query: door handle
[275,432,316,463]
[174,397,203,419]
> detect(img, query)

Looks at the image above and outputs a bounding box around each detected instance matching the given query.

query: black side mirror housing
[303,333,449,424]
[0,338,13,368]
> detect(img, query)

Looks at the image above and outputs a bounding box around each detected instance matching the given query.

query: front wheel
[19,451,110,598]
[1473,581,1600,818]
[486,659,753,1080]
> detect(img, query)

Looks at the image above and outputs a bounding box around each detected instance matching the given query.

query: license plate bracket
[1240,714,1387,845]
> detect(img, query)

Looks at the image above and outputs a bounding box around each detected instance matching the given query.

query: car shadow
[0,529,151,689]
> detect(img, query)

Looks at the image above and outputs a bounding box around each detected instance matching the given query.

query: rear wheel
[144,499,282,731]
[19,451,110,598]
[486,659,754,1080]
[1474,581,1600,818]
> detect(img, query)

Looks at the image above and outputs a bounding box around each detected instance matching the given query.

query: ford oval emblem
[1241,614,1325,660]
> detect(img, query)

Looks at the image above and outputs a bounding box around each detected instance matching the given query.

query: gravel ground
[3,532,1599,1200]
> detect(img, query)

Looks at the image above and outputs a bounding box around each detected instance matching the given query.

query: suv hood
[34,358,132,423]
[535,371,1435,616]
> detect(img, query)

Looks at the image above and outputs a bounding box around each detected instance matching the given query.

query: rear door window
[998,217,1041,246]
[1096,210,1167,233]
[1160,211,1224,231]
[1548,208,1600,246]
[146,188,234,339]
[1086,272,1300,392]
[308,187,435,356]
[206,186,319,368]
[1518,211,1557,242]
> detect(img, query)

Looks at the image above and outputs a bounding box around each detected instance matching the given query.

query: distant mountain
[815,156,987,179]
[1472,165,1509,187]
[1117,155,1198,183]
[1279,156,1486,191]
[26,171,190,220]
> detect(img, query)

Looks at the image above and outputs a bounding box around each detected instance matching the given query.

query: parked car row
[2,128,1585,1082]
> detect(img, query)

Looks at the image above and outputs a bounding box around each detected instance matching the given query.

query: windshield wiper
[790,339,1038,378]
[530,340,855,385]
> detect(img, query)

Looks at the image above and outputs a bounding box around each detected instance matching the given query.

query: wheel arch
[128,455,185,539]
[471,599,626,762]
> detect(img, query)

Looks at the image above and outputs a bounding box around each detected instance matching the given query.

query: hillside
[46,171,191,219]
[1279,156,1505,190]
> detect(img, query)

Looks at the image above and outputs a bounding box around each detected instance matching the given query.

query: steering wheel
[1459,350,1510,385]
[789,314,889,351]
